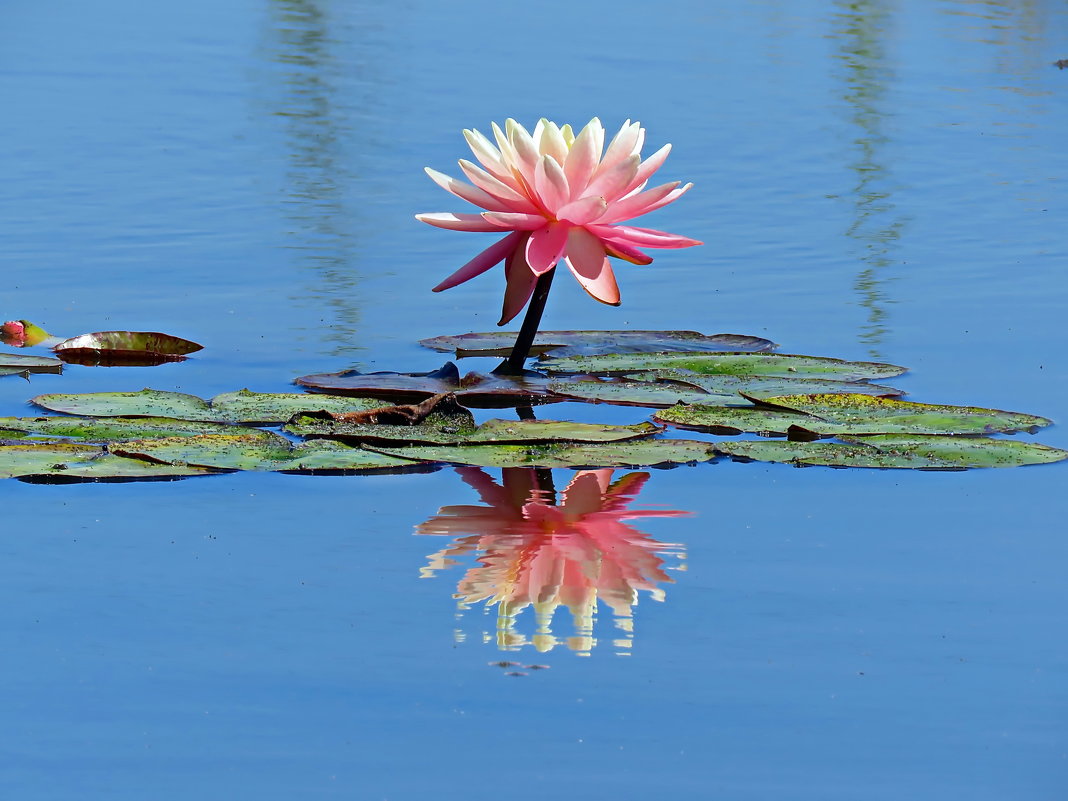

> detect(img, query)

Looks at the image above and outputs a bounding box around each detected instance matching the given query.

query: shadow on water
[832,0,908,359]
[258,0,378,357]
[417,467,690,657]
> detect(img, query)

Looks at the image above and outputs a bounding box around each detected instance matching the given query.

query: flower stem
[495,269,555,375]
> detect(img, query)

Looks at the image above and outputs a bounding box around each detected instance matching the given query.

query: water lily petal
[534,155,570,211]
[525,221,569,274]
[599,181,692,223]
[462,128,512,183]
[560,123,575,148]
[416,212,503,232]
[457,160,539,213]
[564,227,620,305]
[597,121,641,176]
[557,195,607,226]
[481,211,549,230]
[433,231,524,292]
[424,167,515,212]
[536,119,569,164]
[588,223,703,249]
[584,154,641,203]
[603,238,654,265]
[623,143,671,195]
[506,118,541,190]
[564,118,603,196]
[500,238,539,325]
[491,121,521,173]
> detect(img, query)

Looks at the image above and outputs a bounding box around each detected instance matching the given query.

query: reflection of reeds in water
[418,467,688,656]
[833,0,907,358]
[261,0,375,355]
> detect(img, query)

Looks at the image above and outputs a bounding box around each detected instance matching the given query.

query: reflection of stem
[533,468,556,500]
[495,270,555,375]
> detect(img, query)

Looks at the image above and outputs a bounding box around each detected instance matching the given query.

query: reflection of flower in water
[418,467,688,655]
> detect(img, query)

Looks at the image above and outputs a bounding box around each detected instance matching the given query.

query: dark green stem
[494,269,555,375]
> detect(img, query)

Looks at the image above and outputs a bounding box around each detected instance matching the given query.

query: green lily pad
[364,439,716,468]
[0,442,215,480]
[839,435,1068,468]
[547,377,725,408]
[712,439,951,469]
[638,372,906,399]
[31,388,388,424]
[540,352,908,381]
[111,433,422,473]
[0,416,243,442]
[419,330,776,357]
[287,414,661,445]
[52,330,203,366]
[655,393,1052,437]
[751,393,1051,435]
[0,353,64,376]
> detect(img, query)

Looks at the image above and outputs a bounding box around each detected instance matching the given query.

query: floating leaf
[540,352,907,381]
[1,352,64,377]
[31,389,386,424]
[839,435,1068,469]
[365,439,716,469]
[288,415,660,446]
[0,416,244,442]
[749,393,1051,435]
[111,433,423,473]
[53,331,203,366]
[0,442,215,480]
[295,362,555,407]
[638,372,905,399]
[547,377,724,408]
[420,330,776,357]
[713,436,1068,469]
[655,393,1051,437]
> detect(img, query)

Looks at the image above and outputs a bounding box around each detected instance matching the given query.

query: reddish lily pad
[364,439,717,469]
[540,352,908,381]
[419,330,776,357]
[53,331,203,366]
[295,362,555,407]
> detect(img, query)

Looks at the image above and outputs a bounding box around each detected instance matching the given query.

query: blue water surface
[2,1,1066,799]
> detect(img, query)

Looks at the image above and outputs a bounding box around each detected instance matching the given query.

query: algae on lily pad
[540,351,908,381]
[839,434,1068,469]
[419,330,776,357]
[0,442,215,480]
[365,439,716,469]
[0,415,245,443]
[207,390,384,423]
[111,432,422,473]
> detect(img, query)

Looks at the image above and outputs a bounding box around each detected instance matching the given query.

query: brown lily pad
[419,330,777,357]
[53,331,203,366]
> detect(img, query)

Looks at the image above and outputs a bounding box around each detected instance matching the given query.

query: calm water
[2,1,1067,798]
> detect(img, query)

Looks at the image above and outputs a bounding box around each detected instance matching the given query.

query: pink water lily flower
[417,118,702,325]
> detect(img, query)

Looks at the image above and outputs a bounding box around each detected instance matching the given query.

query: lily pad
[0,352,64,376]
[0,416,244,442]
[288,415,661,446]
[111,433,422,473]
[639,372,906,399]
[0,442,215,480]
[547,377,725,408]
[749,393,1051,435]
[419,330,776,357]
[31,389,386,424]
[364,439,716,469]
[53,331,203,366]
[655,393,1051,437]
[713,436,1068,469]
[295,362,555,407]
[540,352,908,381]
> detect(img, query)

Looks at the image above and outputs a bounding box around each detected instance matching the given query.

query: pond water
[2,0,1067,798]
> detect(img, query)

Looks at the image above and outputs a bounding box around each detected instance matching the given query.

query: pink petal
[525,221,569,274]
[563,119,603,196]
[481,211,549,230]
[587,223,702,249]
[535,119,569,164]
[534,154,570,212]
[556,195,607,226]
[462,128,512,183]
[602,237,653,265]
[424,167,514,213]
[457,160,538,213]
[596,121,641,175]
[500,238,539,325]
[622,143,671,195]
[506,119,541,191]
[583,154,640,203]
[432,231,523,292]
[599,181,692,224]
[416,212,504,232]
[563,227,620,305]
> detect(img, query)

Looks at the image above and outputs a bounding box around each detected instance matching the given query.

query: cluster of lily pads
[2,330,1064,481]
